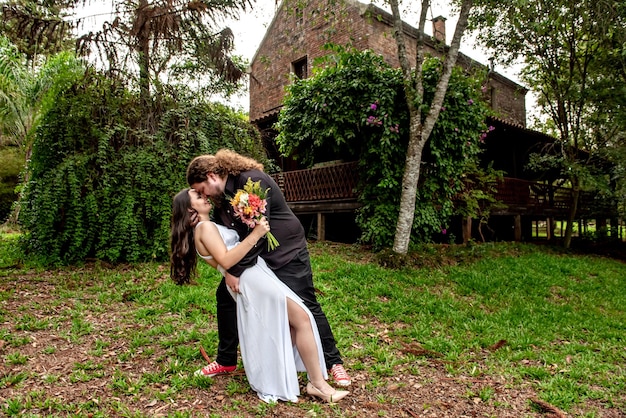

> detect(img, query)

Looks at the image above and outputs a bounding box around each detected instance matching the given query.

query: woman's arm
[196,220,269,270]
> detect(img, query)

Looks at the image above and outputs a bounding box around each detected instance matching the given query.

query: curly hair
[186,149,264,185]
[170,188,198,285]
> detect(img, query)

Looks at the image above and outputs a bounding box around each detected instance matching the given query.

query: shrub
[0,146,24,223]
[20,69,267,264]
[276,47,491,249]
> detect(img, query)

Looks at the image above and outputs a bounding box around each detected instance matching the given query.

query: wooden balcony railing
[493,178,571,214]
[272,163,616,218]
[493,178,617,217]
[272,161,359,202]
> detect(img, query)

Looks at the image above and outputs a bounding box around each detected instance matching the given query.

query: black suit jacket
[213,169,307,277]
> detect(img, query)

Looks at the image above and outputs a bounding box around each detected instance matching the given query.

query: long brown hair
[186,149,264,185]
[170,188,197,285]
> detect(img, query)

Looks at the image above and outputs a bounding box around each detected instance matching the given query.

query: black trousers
[214,247,343,369]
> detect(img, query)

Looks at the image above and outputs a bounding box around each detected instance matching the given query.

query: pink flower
[370,103,377,111]
[366,115,383,127]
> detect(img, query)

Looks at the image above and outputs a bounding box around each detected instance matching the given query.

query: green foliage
[0,41,86,228]
[0,230,22,268]
[276,47,407,166]
[19,67,267,265]
[454,161,506,241]
[75,0,252,105]
[0,0,75,60]
[0,35,36,146]
[0,146,24,222]
[471,0,626,245]
[276,48,491,249]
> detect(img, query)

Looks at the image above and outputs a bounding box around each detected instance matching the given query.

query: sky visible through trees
[72,0,530,114]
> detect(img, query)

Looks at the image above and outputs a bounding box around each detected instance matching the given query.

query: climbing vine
[276,47,493,249]
[20,68,267,264]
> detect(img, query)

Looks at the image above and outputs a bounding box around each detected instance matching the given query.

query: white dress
[198,222,327,403]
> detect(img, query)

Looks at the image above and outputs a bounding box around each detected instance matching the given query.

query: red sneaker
[329,364,351,386]
[194,361,236,377]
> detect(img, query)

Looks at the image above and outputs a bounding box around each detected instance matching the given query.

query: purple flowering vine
[366,115,382,127]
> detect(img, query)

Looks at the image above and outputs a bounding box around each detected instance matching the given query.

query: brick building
[246,0,617,243]
[249,0,529,170]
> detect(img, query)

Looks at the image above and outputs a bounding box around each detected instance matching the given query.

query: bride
[169,188,349,403]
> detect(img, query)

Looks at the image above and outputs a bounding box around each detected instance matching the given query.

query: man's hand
[225,272,240,293]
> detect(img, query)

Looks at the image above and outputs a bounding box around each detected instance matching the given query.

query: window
[292,57,308,79]
[295,6,304,27]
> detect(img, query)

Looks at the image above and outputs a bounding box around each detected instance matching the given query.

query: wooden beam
[514,215,521,241]
[317,213,326,241]
[462,216,472,243]
[287,200,361,214]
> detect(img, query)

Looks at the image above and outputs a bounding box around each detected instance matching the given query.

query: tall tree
[388,0,474,254]
[76,0,253,124]
[3,0,254,130]
[470,0,625,248]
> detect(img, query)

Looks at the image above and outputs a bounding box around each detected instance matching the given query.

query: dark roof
[252,107,282,126]
[487,116,555,143]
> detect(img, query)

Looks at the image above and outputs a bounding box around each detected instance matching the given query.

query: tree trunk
[134,0,151,109]
[390,0,474,254]
[393,115,426,253]
[462,216,473,243]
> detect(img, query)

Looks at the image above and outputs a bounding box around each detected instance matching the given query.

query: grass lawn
[1,234,625,417]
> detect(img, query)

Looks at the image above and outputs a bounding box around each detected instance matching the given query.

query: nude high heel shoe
[306,382,350,403]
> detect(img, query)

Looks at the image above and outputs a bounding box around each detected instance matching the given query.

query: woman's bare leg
[286,298,336,395]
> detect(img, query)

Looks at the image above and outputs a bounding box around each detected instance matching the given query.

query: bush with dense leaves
[20,68,267,265]
[276,48,492,249]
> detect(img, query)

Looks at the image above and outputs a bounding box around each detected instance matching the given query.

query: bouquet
[229,177,280,251]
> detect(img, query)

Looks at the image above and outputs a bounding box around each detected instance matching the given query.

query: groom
[186,149,351,386]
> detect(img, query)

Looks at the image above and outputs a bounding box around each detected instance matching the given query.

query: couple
[170,149,351,403]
